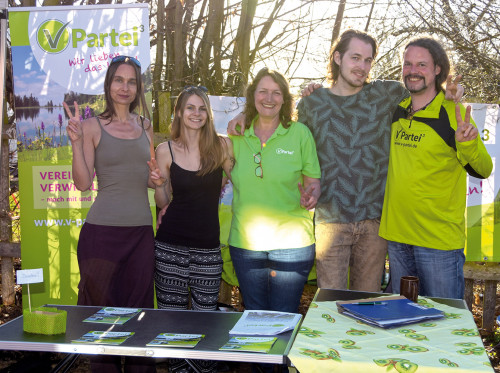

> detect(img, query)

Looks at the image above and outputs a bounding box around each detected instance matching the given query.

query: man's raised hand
[226,112,246,136]
[455,104,478,143]
[445,75,464,103]
[300,83,322,98]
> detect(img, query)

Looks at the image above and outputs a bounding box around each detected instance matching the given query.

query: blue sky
[12,46,66,106]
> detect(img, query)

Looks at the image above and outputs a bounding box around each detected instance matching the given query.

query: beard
[404,75,428,93]
[338,67,367,88]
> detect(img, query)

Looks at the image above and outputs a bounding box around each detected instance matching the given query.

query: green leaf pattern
[297,81,408,222]
[288,296,493,372]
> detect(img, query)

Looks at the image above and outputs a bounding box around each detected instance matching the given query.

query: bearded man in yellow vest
[379,37,493,299]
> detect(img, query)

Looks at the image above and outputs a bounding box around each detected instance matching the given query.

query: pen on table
[354,302,386,305]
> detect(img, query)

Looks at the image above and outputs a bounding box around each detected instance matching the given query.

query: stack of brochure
[220,310,301,354]
[229,310,302,335]
[336,296,445,328]
[72,307,142,346]
[83,307,141,325]
[147,333,204,348]
[220,336,277,353]
[72,331,134,345]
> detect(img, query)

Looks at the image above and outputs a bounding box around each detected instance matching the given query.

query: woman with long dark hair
[64,55,156,373]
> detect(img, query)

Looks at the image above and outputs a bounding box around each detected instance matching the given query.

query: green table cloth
[288,296,493,373]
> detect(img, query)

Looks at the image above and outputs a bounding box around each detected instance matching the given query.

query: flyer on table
[146,333,205,348]
[220,336,277,353]
[72,331,134,345]
[83,307,141,325]
[229,310,302,335]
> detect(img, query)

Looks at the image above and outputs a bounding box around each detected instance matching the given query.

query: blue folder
[336,296,444,328]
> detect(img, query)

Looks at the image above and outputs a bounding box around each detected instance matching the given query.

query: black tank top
[155,142,222,248]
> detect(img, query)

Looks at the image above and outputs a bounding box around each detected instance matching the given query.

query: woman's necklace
[254,122,278,147]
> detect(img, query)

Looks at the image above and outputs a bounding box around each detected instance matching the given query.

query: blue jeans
[229,245,315,313]
[387,241,465,299]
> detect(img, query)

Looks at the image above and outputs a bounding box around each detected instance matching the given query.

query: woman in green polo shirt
[228,67,321,314]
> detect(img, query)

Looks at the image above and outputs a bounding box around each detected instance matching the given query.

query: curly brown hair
[403,37,450,93]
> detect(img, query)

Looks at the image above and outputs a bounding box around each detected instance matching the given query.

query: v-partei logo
[37,19,71,53]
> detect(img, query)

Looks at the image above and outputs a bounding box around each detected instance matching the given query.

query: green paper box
[23,307,67,335]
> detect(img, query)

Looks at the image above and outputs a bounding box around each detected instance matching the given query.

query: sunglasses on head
[183,85,208,94]
[110,55,141,68]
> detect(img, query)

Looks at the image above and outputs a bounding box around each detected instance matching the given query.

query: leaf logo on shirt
[276,148,294,155]
[37,19,71,53]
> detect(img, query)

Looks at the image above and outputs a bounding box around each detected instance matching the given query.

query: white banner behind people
[465,104,498,261]
[209,95,245,286]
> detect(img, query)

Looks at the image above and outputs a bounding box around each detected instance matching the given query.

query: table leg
[51,353,80,373]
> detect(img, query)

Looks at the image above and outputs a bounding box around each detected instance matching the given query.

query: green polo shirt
[229,119,321,251]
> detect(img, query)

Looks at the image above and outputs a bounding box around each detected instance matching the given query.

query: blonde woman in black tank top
[148,86,234,373]
[64,56,157,373]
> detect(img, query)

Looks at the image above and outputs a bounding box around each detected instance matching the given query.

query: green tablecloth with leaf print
[288,296,493,373]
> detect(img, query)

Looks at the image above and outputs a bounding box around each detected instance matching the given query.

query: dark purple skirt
[77,223,155,308]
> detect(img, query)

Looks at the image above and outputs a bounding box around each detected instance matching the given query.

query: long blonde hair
[170,87,225,176]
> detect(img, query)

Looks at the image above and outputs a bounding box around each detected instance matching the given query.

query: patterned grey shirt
[297,80,408,224]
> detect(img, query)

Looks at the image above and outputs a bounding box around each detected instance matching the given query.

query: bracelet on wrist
[155,179,169,188]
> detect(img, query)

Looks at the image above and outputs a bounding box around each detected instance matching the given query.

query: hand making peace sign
[455,104,478,143]
[147,158,167,187]
[444,75,463,103]
[63,101,83,144]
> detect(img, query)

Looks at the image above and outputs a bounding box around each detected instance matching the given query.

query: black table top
[0,305,299,364]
